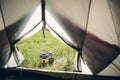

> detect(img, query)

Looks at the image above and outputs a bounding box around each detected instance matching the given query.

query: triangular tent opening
[0,0,120,79]
[16,30,77,71]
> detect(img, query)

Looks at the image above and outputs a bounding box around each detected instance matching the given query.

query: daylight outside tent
[0,0,120,80]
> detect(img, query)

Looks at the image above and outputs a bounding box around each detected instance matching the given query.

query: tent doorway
[16,30,76,71]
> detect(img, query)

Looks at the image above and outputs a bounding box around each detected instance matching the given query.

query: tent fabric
[45,0,90,50]
[7,46,24,67]
[5,5,42,44]
[0,0,120,77]
[6,5,43,67]
[1,0,41,43]
[45,0,120,76]
[45,0,91,72]
[98,0,120,76]
[108,0,120,46]
[0,11,10,68]
[82,0,120,76]
[0,0,41,68]
[98,55,120,76]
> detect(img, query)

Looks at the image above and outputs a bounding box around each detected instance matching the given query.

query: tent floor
[0,67,120,80]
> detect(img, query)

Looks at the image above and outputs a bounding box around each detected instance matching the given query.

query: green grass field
[17,30,76,71]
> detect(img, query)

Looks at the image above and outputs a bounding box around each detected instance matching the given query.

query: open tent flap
[7,4,43,68]
[45,0,120,76]
[1,0,40,27]
[45,0,91,72]
[0,0,120,77]
[0,0,42,68]
[45,0,91,50]
[1,0,41,44]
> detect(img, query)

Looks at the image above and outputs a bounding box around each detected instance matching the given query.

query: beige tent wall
[0,11,10,68]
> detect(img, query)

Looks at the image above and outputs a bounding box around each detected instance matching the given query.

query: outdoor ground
[17,30,76,71]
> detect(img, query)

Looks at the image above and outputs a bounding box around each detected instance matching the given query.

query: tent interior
[0,0,120,80]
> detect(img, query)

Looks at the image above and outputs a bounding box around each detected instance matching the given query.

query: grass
[16,30,76,71]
